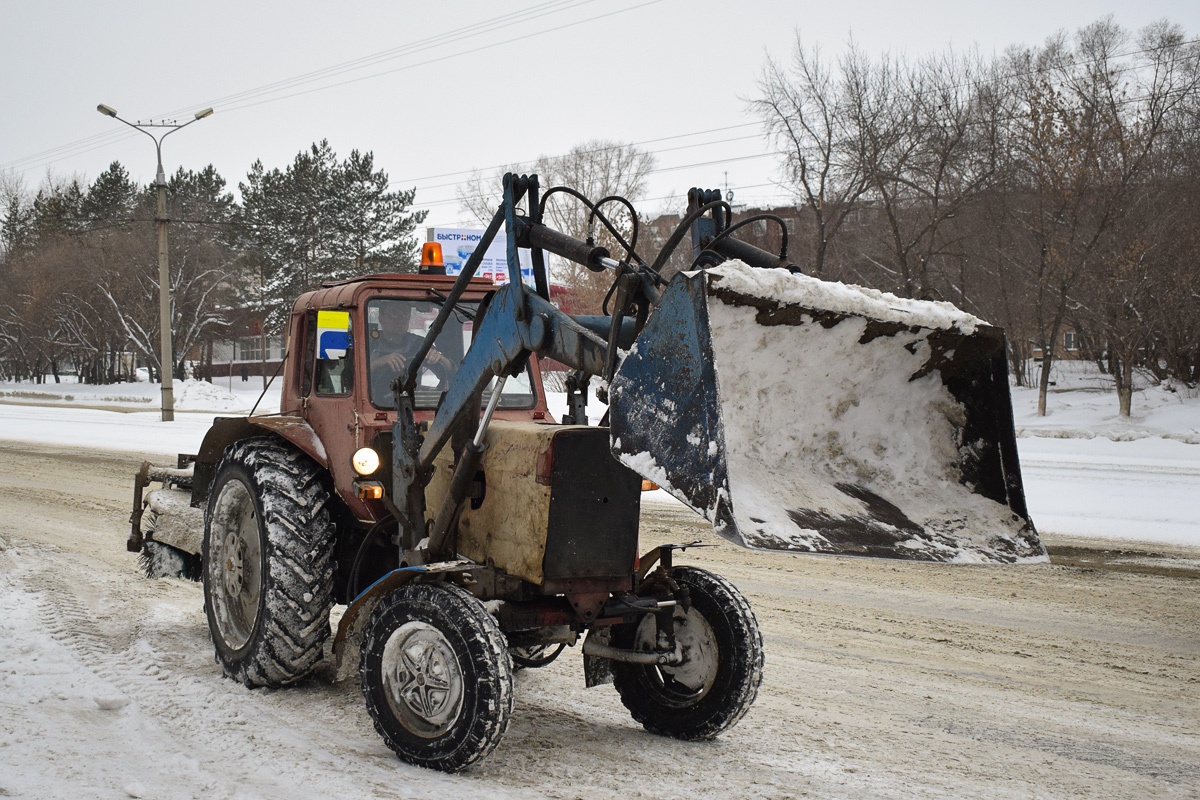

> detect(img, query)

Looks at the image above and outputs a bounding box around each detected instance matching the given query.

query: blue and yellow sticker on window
[316,310,350,359]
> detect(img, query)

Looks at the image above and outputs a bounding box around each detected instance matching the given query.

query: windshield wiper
[428,289,476,321]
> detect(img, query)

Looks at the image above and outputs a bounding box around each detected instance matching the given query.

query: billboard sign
[428,227,536,287]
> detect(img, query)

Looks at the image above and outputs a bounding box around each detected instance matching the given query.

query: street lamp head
[97,104,118,118]
[194,108,214,120]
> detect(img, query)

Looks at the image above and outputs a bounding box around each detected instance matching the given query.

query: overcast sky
[3,0,1198,228]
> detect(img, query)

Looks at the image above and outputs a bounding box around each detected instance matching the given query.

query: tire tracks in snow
[10,541,511,800]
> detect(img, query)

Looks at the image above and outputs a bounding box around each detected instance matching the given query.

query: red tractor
[132,264,763,771]
[131,175,1039,772]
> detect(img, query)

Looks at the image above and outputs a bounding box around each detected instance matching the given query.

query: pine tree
[1,194,33,261]
[81,161,139,224]
[237,141,427,330]
[336,149,426,274]
[161,165,237,379]
[31,176,85,240]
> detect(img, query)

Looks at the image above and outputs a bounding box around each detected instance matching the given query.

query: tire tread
[613,566,764,740]
[203,437,335,688]
[360,582,514,772]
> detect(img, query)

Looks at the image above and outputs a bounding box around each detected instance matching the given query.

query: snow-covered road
[7,396,1198,547]
[1,375,1198,798]
[1018,436,1200,545]
[0,445,1196,800]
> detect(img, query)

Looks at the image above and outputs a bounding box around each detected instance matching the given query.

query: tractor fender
[332,561,473,682]
[190,416,329,506]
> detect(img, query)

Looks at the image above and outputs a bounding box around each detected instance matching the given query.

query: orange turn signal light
[356,481,384,500]
[641,480,659,491]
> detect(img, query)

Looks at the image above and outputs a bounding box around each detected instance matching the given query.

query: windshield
[365,298,536,410]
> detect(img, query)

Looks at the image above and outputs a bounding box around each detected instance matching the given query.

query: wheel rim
[380,621,465,738]
[207,478,262,651]
[634,606,719,703]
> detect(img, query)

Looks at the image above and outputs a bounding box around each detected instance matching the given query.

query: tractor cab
[282,273,551,524]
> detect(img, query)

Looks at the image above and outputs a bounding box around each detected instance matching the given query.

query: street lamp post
[96,103,213,421]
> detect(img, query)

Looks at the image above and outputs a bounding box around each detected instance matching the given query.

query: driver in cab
[370,302,453,389]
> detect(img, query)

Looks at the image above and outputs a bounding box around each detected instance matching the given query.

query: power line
[396,123,760,184]
[426,180,789,219]
[846,35,1200,98]
[217,1,665,115]
[416,151,785,211]
[390,40,1200,217]
[420,80,1200,218]
[1,129,133,173]
[407,132,764,194]
[0,0,584,173]
[9,22,1198,227]
[1,0,660,177]
[178,1,586,113]
[17,30,1190,178]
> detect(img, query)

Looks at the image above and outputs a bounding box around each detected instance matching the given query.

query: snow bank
[0,378,281,414]
[173,379,260,412]
[1013,380,1200,444]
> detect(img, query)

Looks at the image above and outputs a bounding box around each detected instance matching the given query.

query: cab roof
[292,273,498,315]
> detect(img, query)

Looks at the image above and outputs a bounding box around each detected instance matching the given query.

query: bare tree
[1010,18,1196,415]
[1071,22,1200,413]
[751,34,870,277]
[457,140,655,313]
[842,45,1008,300]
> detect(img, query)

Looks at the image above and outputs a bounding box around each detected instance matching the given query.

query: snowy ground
[0,450,1195,800]
[0,364,1197,799]
[2,362,1198,546]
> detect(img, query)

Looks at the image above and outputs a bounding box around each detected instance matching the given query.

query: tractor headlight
[352,447,380,476]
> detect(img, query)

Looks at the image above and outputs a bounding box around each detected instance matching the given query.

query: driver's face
[378,303,410,331]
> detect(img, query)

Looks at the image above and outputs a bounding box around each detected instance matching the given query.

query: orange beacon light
[419,242,445,274]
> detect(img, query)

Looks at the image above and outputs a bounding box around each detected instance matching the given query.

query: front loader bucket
[610,262,1045,564]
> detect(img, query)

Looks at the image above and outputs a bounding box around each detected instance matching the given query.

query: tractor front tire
[612,566,763,740]
[360,582,514,773]
[202,437,334,687]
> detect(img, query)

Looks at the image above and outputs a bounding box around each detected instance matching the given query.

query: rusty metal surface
[431,420,557,585]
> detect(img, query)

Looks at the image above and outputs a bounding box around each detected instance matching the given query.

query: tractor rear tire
[202,437,334,687]
[611,566,763,740]
[360,582,514,773]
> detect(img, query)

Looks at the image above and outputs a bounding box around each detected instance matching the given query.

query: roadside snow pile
[0,379,154,406]
[172,379,252,412]
[0,378,282,415]
[1013,362,1200,444]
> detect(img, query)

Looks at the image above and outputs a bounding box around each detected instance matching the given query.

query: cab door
[301,308,368,519]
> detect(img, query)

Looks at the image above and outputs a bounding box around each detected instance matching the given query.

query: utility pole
[96,104,213,421]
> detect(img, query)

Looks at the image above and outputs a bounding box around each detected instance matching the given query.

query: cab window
[301,312,317,396]
[366,297,536,410]
[314,309,354,396]
[316,354,353,395]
